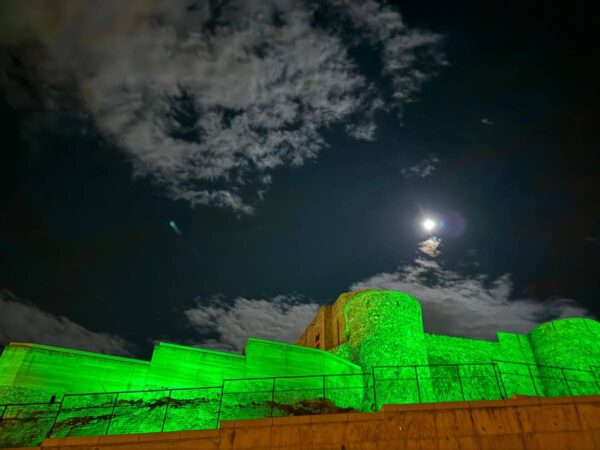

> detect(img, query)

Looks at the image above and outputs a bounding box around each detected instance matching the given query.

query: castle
[296,290,600,376]
[0,290,599,446]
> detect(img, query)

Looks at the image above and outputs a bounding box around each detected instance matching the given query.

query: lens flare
[169,220,182,235]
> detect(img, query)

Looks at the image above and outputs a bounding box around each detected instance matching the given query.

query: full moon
[422,218,436,232]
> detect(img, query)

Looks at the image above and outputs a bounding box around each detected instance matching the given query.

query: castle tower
[528,318,600,396]
[341,290,429,371]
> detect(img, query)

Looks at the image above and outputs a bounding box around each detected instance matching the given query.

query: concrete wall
[0,344,152,402]
[23,395,600,450]
[0,339,361,405]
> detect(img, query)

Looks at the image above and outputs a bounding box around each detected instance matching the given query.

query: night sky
[1,1,598,358]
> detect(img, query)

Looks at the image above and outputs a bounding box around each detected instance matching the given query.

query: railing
[1,362,599,448]
[493,361,600,399]
[373,363,505,407]
[372,362,599,408]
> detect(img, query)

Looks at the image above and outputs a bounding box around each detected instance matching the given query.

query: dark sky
[1,1,598,358]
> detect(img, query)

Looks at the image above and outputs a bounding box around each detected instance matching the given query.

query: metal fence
[1,362,599,448]
[372,362,600,408]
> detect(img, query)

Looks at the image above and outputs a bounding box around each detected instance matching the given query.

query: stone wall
[296,291,371,351]
[295,306,328,350]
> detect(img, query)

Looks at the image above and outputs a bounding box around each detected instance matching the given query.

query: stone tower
[342,290,428,371]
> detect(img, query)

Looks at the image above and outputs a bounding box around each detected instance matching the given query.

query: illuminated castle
[296,290,600,376]
[1,290,599,447]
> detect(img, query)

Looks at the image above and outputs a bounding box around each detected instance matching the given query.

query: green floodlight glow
[0,290,599,447]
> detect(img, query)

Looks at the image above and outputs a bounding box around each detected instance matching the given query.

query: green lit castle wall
[0,345,152,403]
[0,339,360,404]
[1,290,599,447]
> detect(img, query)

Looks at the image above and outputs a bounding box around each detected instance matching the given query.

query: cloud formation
[401,154,440,178]
[350,259,591,340]
[178,255,592,351]
[184,294,320,352]
[0,290,134,356]
[1,0,443,213]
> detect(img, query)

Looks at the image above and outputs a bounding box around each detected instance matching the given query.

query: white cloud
[418,237,442,257]
[0,290,135,356]
[1,0,443,213]
[184,295,320,352]
[480,118,494,125]
[401,154,440,178]
[349,259,591,339]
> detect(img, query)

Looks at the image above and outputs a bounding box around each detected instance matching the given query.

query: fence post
[526,365,540,397]
[216,382,225,429]
[495,363,509,399]
[0,404,6,419]
[593,367,600,392]
[321,376,326,415]
[105,393,119,435]
[160,390,172,432]
[561,368,573,397]
[46,398,63,438]
[492,363,504,399]
[372,368,378,412]
[456,365,465,401]
[271,378,276,418]
[414,366,421,403]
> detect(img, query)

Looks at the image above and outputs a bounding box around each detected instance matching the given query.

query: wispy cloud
[346,121,377,141]
[1,0,443,213]
[0,290,135,356]
[401,154,440,178]
[480,118,494,125]
[183,295,319,352]
[350,259,591,339]
[340,0,446,108]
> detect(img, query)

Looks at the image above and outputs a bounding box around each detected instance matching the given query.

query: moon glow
[422,218,436,232]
